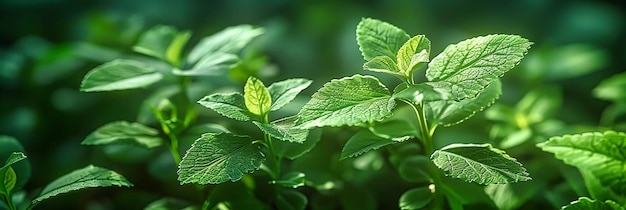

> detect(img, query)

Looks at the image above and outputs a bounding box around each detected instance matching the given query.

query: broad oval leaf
[427,80,502,127]
[178,133,265,185]
[397,35,430,74]
[187,25,263,64]
[296,75,395,129]
[254,121,308,143]
[431,143,531,185]
[32,165,133,205]
[426,35,532,101]
[537,131,626,194]
[81,121,163,149]
[80,59,163,92]
[399,186,434,210]
[198,92,257,121]
[132,25,191,66]
[561,197,622,210]
[341,130,400,160]
[244,76,272,117]
[267,78,312,111]
[356,18,410,61]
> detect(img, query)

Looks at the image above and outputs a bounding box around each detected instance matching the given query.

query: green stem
[167,132,182,164]
[2,193,16,210]
[262,114,281,180]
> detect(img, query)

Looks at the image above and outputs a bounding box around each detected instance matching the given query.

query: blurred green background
[1,0,625,209]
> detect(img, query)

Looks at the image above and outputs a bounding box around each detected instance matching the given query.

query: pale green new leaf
[198,92,257,121]
[244,76,272,117]
[132,25,191,66]
[267,78,312,111]
[341,130,400,160]
[427,80,502,126]
[81,121,163,149]
[561,197,622,210]
[356,18,410,61]
[187,25,263,64]
[254,122,308,143]
[363,56,402,76]
[426,35,532,100]
[0,152,26,195]
[296,75,395,129]
[431,143,531,185]
[178,133,265,185]
[537,131,626,194]
[32,165,133,205]
[80,59,163,92]
[397,35,430,74]
[399,187,434,210]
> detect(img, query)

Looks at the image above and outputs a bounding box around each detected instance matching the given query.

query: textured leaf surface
[537,131,626,194]
[296,75,395,129]
[187,25,263,64]
[254,122,308,143]
[178,133,264,184]
[132,25,191,65]
[32,165,132,204]
[244,76,272,117]
[561,197,622,210]
[431,143,531,184]
[356,18,409,61]
[341,130,400,160]
[363,56,402,76]
[399,187,434,210]
[267,78,312,111]
[397,35,430,74]
[427,80,502,126]
[198,92,256,121]
[81,121,163,149]
[80,59,162,92]
[426,35,531,100]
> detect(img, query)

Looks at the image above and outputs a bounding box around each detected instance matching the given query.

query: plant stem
[262,114,281,180]
[167,132,182,164]
[2,193,16,210]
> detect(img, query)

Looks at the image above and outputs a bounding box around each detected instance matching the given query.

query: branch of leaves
[176,76,318,185]
[0,136,132,210]
[80,24,264,92]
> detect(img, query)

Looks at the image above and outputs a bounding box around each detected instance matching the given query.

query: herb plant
[295,18,533,209]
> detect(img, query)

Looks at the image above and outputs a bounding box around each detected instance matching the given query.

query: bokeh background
[1,0,625,209]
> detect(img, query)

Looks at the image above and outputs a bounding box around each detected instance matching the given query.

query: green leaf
[0,152,27,195]
[427,80,502,126]
[398,155,432,184]
[81,121,163,149]
[132,25,191,66]
[594,72,626,102]
[341,129,401,160]
[296,75,395,129]
[399,186,434,210]
[198,92,257,121]
[356,18,410,61]
[431,143,531,185]
[172,53,239,76]
[363,56,403,76]
[537,131,626,194]
[274,129,321,160]
[515,86,562,126]
[485,183,539,210]
[178,133,264,184]
[561,197,622,210]
[397,35,430,75]
[276,188,307,210]
[393,83,451,103]
[254,120,308,143]
[32,165,133,205]
[0,137,31,192]
[426,35,532,100]
[368,119,418,141]
[187,25,263,64]
[268,78,313,111]
[244,76,272,117]
[80,59,163,92]
[270,172,306,188]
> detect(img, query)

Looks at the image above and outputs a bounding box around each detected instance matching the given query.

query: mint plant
[0,136,132,210]
[295,18,533,209]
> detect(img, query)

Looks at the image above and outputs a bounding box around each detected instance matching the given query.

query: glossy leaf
[427,80,502,126]
[356,18,409,61]
[274,129,321,160]
[267,78,312,111]
[81,121,163,149]
[426,35,532,100]
[561,197,621,210]
[296,75,395,129]
[178,133,264,184]
[32,165,133,205]
[537,131,626,194]
[80,59,162,92]
[198,92,257,121]
[399,186,434,210]
[276,188,307,210]
[244,76,272,117]
[341,130,400,160]
[187,25,263,64]
[431,143,531,184]
[132,25,191,66]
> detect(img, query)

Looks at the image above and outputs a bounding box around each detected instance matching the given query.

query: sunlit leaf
[399,186,434,210]
[244,76,272,117]
[426,35,532,100]
[363,56,402,76]
[296,75,395,129]
[32,165,133,205]
[178,133,264,184]
[267,78,312,111]
[561,197,621,210]
[427,80,502,126]
[397,35,430,75]
[198,92,257,121]
[431,143,531,184]
[81,121,163,149]
[537,131,626,194]
[356,18,409,61]
[80,59,162,92]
